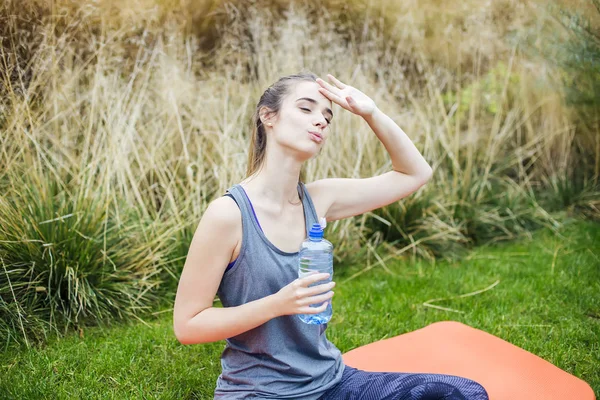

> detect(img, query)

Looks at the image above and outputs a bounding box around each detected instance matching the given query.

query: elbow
[416,167,433,184]
[173,317,199,345]
[173,321,191,345]
[173,319,215,345]
[174,327,201,346]
[423,165,434,179]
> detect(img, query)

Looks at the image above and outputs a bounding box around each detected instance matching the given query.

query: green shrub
[0,171,174,347]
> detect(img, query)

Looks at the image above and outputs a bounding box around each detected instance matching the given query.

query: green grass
[1,218,598,399]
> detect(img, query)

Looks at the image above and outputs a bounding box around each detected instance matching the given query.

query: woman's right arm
[173,196,335,345]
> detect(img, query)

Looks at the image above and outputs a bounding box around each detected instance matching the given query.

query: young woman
[173,72,489,399]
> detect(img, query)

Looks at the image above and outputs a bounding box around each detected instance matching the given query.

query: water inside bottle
[298,250,333,325]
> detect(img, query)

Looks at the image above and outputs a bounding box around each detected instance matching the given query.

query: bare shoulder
[199,195,242,247]
[206,195,241,225]
[186,194,242,269]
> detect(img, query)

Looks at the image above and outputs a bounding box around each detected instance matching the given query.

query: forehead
[286,80,332,109]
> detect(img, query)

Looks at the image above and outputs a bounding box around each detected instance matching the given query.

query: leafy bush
[0,170,175,347]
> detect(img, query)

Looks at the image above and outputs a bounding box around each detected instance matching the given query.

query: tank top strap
[225,184,264,237]
[224,185,249,227]
[298,181,319,225]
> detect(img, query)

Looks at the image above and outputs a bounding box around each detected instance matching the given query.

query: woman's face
[265,80,333,158]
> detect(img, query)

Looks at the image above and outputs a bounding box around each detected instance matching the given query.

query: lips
[308,131,323,142]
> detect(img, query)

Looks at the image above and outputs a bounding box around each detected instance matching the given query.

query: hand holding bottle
[272,272,335,317]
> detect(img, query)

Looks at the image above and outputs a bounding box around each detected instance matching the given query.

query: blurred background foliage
[0,0,598,348]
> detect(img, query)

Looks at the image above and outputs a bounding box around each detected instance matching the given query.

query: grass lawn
[1,218,598,399]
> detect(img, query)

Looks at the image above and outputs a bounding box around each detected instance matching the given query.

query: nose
[314,115,328,129]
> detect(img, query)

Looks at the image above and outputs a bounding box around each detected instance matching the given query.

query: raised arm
[305,74,433,222]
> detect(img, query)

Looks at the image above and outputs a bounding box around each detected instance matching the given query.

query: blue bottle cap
[308,223,324,239]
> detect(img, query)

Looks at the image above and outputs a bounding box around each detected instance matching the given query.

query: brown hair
[245,72,320,197]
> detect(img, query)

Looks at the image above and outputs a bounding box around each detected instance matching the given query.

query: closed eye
[300,107,331,124]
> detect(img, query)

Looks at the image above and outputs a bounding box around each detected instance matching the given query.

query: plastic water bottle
[298,218,334,325]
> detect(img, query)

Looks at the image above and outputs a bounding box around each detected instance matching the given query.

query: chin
[297,147,319,161]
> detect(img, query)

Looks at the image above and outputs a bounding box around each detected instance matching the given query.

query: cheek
[281,109,305,127]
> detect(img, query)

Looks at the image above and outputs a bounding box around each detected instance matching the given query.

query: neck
[241,147,304,212]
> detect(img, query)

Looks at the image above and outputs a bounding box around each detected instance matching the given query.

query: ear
[259,106,276,126]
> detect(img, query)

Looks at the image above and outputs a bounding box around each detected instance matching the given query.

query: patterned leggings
[317,365,489,400]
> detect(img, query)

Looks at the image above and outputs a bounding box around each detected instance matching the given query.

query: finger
[300,301,329,314]
[316,77,341,96]
[300,272,330,284]
[318,87,346,106]
[345,96,357,110]
[319,301,330,311]
[327,74,346,89]
[297,270,321,284]
[300,291,334,306]
[314,301,329,313]
[307,281,335,296]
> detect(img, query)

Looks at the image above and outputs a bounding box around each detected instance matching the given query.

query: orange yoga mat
[342,321,595,400]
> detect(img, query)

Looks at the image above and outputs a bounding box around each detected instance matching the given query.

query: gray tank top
[214,182,345,399]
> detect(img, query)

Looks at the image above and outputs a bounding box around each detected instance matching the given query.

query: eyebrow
[295,97,333,120]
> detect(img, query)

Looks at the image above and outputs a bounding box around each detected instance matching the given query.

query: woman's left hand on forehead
[316,74,377,118]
